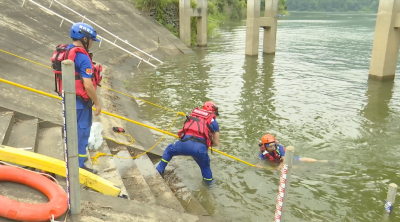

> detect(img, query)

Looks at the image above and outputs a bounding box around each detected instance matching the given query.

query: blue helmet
[70,22,100,42]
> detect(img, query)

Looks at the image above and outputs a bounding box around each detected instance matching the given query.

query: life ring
[0,165,68,221]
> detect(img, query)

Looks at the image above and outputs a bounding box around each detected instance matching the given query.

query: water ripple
[129,12,400,222]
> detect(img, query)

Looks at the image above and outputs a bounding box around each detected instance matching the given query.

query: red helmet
[261,134,276,144]
[203,101,219,115]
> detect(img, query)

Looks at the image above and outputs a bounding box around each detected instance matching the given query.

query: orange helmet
[203,101,219,115]
[261,134,277,144]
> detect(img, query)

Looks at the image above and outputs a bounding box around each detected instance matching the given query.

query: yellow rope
[103,132,135,146]
[0,77,179,138]
[0,49,273,170]
[0,48,185,116]
[210,148,256,167]
[0,76,271,169]
[101,85,186,116]
[0,49,52,69]
[91,113,180,164]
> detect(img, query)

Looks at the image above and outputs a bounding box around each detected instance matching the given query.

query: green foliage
[278,0,288,14]
[131,0,288,45]
[261,0,289,15]
[131,0,180,41]
[287,0,379,12]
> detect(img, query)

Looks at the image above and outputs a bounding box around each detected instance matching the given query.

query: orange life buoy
[0,165,68,222]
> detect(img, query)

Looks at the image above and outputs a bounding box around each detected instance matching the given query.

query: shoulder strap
[275,146,281,156]
[66,46,89,62]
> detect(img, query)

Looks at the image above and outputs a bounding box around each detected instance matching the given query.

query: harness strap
[54,75,58,93]
[180,136,206,145]
[53,45,66,93]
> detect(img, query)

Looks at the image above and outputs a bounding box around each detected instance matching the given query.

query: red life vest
[178,108,216,148]
[260,143,282,162]
[51,44,102,101]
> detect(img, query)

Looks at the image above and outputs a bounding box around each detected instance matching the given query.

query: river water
[129,12,400,222]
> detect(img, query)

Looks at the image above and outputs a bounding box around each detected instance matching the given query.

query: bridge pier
[179,0,207,47]
[369,0,400,81]
[245,0,278,56]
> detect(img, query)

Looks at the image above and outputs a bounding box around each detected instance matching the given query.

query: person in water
[257,134,327,169]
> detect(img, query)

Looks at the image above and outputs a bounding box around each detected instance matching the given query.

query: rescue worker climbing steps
[156,101,220,183]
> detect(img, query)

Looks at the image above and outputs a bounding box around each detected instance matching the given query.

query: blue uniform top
[209,118,219,132]
[67,44,93,129]
[66,44,93,110]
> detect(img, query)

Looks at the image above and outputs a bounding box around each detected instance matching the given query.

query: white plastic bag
[88,122,103,150]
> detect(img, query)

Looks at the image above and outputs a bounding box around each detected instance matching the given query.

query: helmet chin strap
[80,37,90,52]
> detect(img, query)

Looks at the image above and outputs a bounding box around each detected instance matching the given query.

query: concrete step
[162,162,210,216]
[166,176,210,216]
[37,126,64,160]
[112,148,156,205]
[0,111,14,145]
[6,117,39,152]
[78,189,218,222]
[167,180,210,216]
[134,154,185,213]
[88,140,129,198]
[36,126,67,188]
[0,180,216,222]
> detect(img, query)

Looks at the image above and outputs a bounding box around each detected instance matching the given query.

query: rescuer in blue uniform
[68,23,101,174]
[156,101,220,182]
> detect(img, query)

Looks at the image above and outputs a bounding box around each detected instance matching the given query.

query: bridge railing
[50,0,163,64]
[23,0,159,68]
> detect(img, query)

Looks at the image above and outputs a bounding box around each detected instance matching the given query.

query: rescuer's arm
[83,78,101,116]
[212,132,220,146]
[210,119,220,146]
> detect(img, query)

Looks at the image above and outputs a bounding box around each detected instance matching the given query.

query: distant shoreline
[288,10,377,14]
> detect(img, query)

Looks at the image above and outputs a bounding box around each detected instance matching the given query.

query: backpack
[51,44,102,98]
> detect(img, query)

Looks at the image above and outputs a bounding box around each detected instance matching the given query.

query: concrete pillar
[179,0,191,46]
[245,0,261,55]
[362,80,394,123]
[369,0,400,81]
[179,0,208,47]
[197,0,207,47]
[245,0,278,56]
[263,0,278,54]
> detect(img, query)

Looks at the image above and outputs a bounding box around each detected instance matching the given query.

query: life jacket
[178,108,216,148]
[51,44,102,101]
[260,143,282,162]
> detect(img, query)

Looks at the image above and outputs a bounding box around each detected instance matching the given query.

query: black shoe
[81,166,98,174]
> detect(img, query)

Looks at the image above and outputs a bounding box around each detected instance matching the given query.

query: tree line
[287,0,379,12]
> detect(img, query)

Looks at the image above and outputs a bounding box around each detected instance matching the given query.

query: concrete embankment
[0,0,191,152]
[0,0,217,221]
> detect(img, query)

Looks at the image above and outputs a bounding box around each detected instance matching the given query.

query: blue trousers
[76,107,92,168]
[156,138,213,181]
